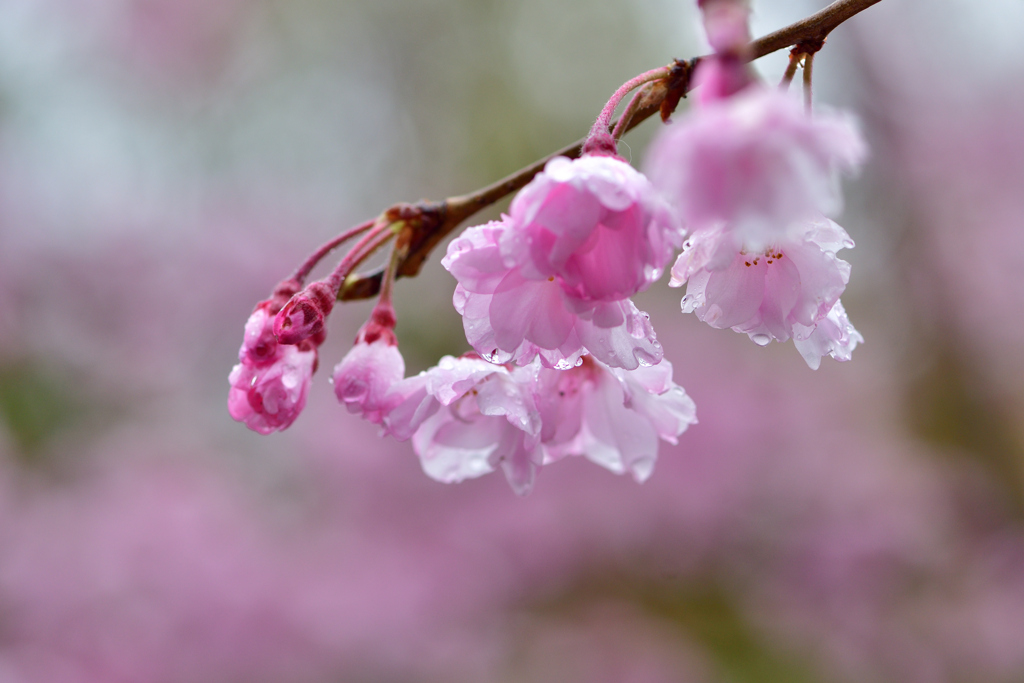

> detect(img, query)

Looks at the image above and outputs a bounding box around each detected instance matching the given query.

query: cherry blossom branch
[337,0,883,302]
[749,0,881,60]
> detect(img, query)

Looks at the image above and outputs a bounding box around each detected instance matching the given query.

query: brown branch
[338,0,883,302]
[749,0,883,60]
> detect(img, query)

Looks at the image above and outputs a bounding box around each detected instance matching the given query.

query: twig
[337,0,883,302]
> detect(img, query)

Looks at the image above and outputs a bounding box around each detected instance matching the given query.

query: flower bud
[274,281,335,345]
[228,344,316,434]
[239,307,279,366]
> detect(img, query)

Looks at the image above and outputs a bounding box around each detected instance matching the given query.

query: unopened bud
[240,307,279,365]
[274,281,335,345]
[356,303,398,346]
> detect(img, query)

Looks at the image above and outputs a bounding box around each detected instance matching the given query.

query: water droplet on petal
[751,333,772,347]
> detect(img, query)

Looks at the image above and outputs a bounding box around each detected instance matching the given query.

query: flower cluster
[377,354,695,496]
[227,0,867,493]
[228,280,320,435]
[642,0,866,368]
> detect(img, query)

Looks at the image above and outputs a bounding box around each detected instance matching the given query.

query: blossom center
[741,248,784,268]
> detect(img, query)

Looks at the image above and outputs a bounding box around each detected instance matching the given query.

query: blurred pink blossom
[646,88,866,249]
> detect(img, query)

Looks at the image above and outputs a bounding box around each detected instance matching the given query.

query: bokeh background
[1,0,1023,681]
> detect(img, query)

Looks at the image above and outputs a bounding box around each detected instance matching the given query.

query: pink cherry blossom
[645,87,866,248]
[381,354,696,492]
[332,303,405,424]
[384,355,543,496]
[443,220,663,370]
[536,357,697,482]
[670,218,853,351]
[332,339,406,425]
[228,307,316,434]
[793,299,863,370]
[500,155,681,303]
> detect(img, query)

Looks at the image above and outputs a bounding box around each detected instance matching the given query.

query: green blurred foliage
[0,361,83,458]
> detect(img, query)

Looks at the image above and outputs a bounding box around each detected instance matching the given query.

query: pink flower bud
[691,55,753,106]
[273,281,335,346]
[239,307,279,366]
[227,343,316,435]
[333,339,405,425]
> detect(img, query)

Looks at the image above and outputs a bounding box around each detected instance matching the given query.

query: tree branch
[749,0,883,60]
[338,0,883,302]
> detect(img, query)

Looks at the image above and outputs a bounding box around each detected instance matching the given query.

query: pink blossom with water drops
[501,155,681,304]
[228,305,317,434]
[670,218,854,355]
[443,220,663,370]
[383,355,544,496]
[333,340,406,425]
[793,299,863,370]
[536,357,697,482]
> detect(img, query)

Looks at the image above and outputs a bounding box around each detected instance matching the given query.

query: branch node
[659,58,699,122]
[791,36,826,59]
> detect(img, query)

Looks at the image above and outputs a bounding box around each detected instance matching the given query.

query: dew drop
[751,333,772,347]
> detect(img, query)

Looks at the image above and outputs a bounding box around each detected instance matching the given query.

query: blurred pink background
[0,1,1022,681]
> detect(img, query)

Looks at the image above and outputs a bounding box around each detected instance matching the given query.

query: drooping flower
[501,154,681,304]
[228,307,317,434]
[383,355,543,496]
[793,299,864,370]
[443,220,663,370]
[333,340,405,425]
[645,87,866,249]
[332,305,405,425]
[670,218,854,350]
[535,357,697,482]
[380,354,697,493]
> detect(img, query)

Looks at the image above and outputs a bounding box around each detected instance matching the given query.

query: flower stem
[291,219,376,282]
[374,225,408,309]
[323,218,395,294]
[611,84,654,141]
[803,50,816,112]
[584,66,671,154]
[780,48,802,90]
